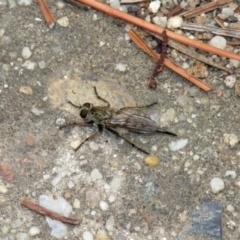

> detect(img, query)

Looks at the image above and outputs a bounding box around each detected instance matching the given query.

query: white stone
[99,201,109,211]
[31,106,44,115]
[108,194,116,203]
[0,184,8,193]
[16,232,30,240]
[148,0,161,13]
[222,7,234,17]
[68,180,74,189]
[89,141,99,151]
[226,204,235,212]
[229,59,240,68]
[110,176,125,191]
[91,168,103,181]
[57,16,69,27]
[106,215,115,232]
[38,60,46,69]
[70,139,81,150]
[22,47,32,59]
[167,16,183,29]
[39,194,72,238]
[168,139,188,151]
[224,75,236,88]
[210,177,225,194]
[208,36,227,49]
[19,86,33,95]
[8,0,17,8]
[22,60,36,70]
[1,225,9,234]
[225,170,237,179]
[223,133,239,148]
[73,198,80,209]
[109,0,120,9]
[83,231,94,240]
[56,1,65,9]
[152,16,167,28]
[17,0,32,6]
[115,63,127,72]
[28,226,40,236]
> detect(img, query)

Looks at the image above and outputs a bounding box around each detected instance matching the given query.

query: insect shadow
[60,87,177,155]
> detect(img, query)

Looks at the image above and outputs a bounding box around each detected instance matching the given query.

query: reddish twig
[21,198,81,225]
[148,30,168,89]
[38,0,55,28]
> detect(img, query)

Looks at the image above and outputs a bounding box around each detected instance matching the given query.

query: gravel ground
[1,0,240,240]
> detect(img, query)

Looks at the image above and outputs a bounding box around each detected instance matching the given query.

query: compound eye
[83,103,91,108]
[80,109,88,119]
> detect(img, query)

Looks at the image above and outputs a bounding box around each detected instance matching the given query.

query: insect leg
[93,87,110,107]
[118,102,157,113]
[106,127,149,155]
[73,124,103,151]
[67,100,82,109]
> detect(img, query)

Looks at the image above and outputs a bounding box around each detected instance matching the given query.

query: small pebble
[148,0,161,13]
[89,141,99,151]
[83,231,94,240]
[73,198,80,209]
[106,215,115,232]
[108,194,116,203]
[168,139,188,151]
[109,0,120,9]
[2,63,10,71]
[226,204,235,212]
[1,225,9,234]
[144,155,159,167]
[208,36,227,49]
[17,0,32,6]
[70,140,81,150]
[22,47,32,59]
[55,117,66,126]
[210,177,225,194]
[152,16,167,28]
[229,59,240,69]
[99,201,109,211]
[85,189,101,208]
[223,134,239,148]
[57,16,69,27]
[91,168,103,181]
[115,63,127,72]
[25,134,35,146]
[96,230,111,240]
[224,75,236,88]
[19,86,33,95]
[16,232,30,240]
[38,60,46,69]
[31,106,44,116]
[167,16,183,29]
[28,226,40,236]
[56,1,65,9]
[225,170,237,179]
[22,60,36,70]
[0,184,7,193]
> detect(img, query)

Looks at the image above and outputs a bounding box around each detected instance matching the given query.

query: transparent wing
[107,110,176,136]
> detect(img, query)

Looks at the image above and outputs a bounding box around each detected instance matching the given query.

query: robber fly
[60,87,177,154]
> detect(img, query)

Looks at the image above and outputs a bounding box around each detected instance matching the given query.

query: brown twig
[214,16,226,28]
[146,30,231,73]
[21,198,81,225]
[227,41,240,46]
[180,0,232,19]
[75,0,240,61]
[181,23,240,39]
[129,29,213,91]
[38,0,55,28]
[167,5,182,19]
[148,30,168,89]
